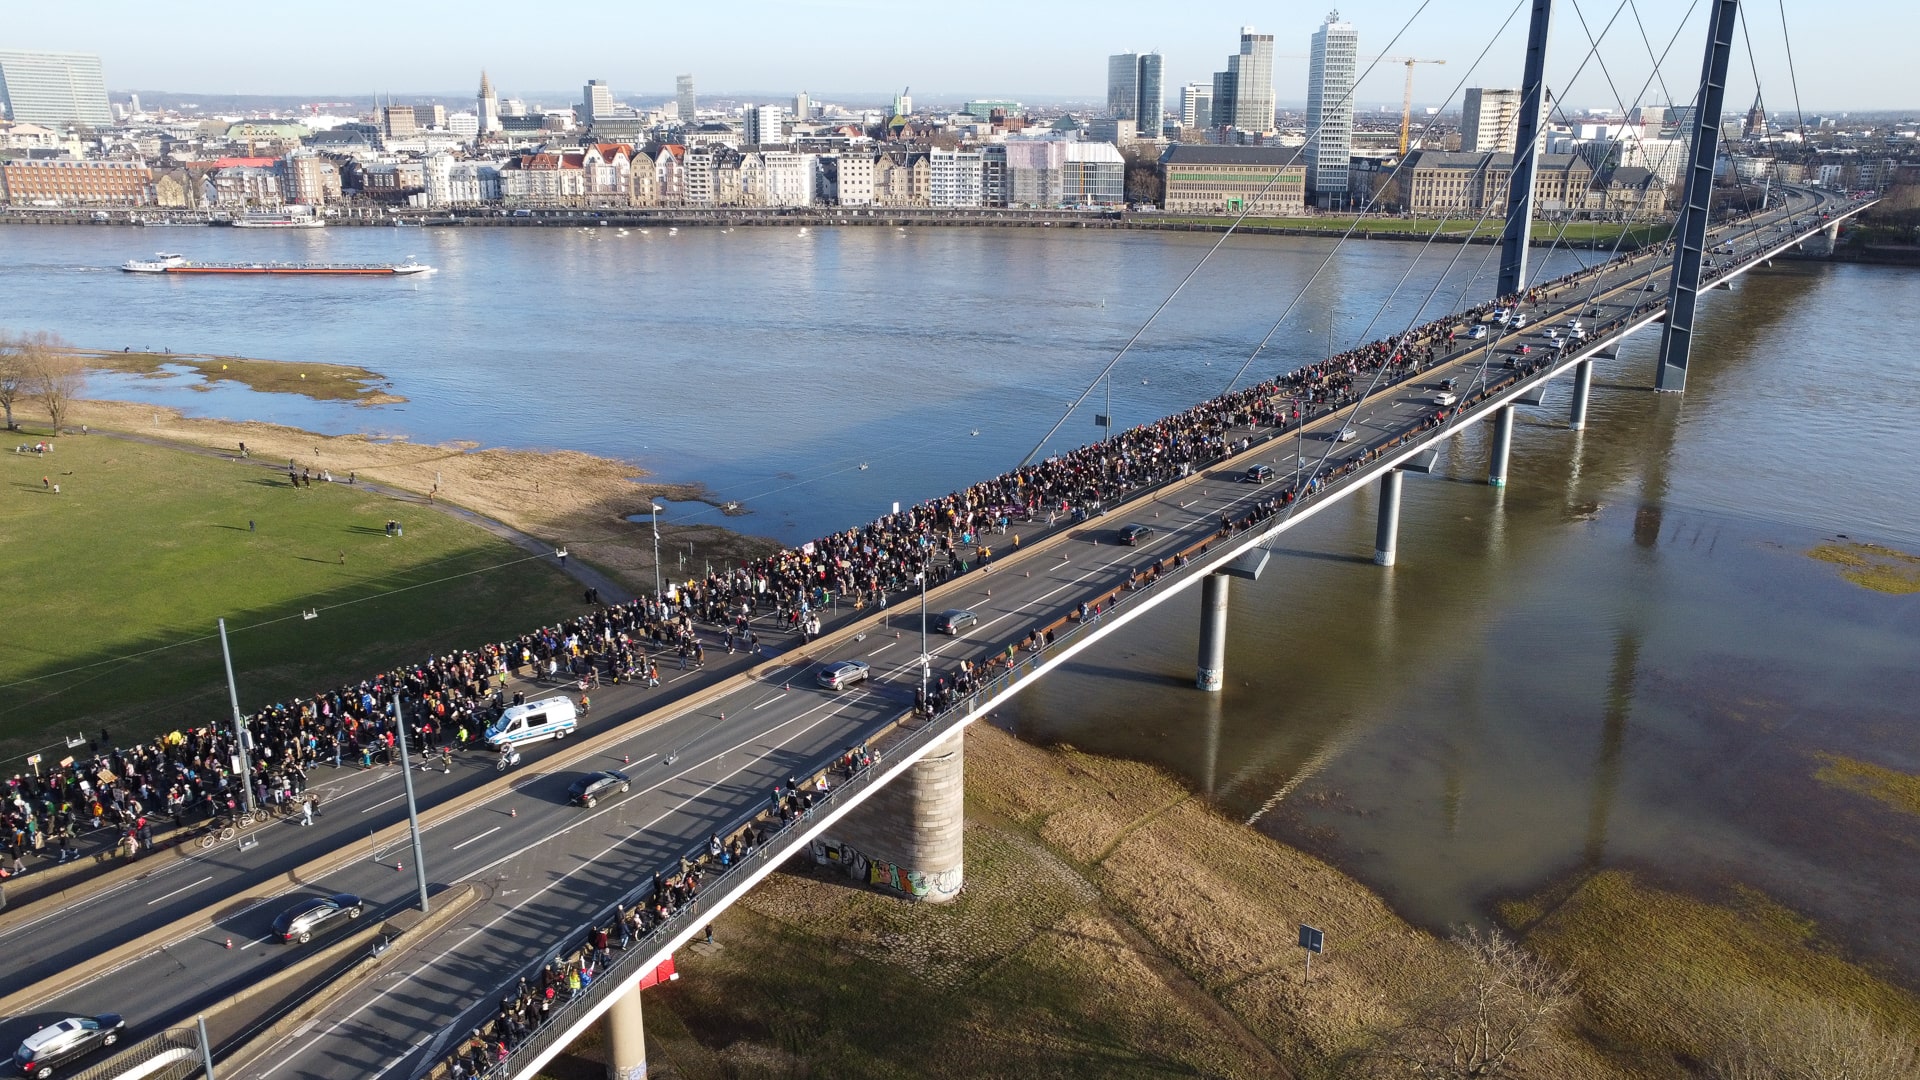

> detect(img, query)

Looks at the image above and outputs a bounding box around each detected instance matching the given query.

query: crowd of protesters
[6,254,1624,887]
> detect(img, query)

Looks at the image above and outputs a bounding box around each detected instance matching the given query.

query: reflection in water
[1584,630,1639,869]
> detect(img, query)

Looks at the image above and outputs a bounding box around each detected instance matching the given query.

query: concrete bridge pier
[604,981,646,1080]
[1374,469,1403,566]
[1197,550,1270,691]
[1569,359,1594,430]
[1488,405,1516,487]
[834,728,965,902]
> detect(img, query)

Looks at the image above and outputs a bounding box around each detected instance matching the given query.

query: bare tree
[19,331,83,432]
[1712,994,1920,1080]
[1373,927,1578,1079]
[0,331,24,431]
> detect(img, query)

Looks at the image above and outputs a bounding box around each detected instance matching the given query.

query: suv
[1117,523,1154,546]
[817,660,871,691]
[14,1015,124,1078]
[931,609,977,635]
[567,770,631,807]
[271,893,365,944]
[1245,464,1275,484]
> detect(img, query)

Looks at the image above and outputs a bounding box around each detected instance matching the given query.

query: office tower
[1305,11,1358,201]
[1136,52,1163,135]
[1108,54,1140,120]
[382,104,418,139]
[676,75,697,122]
[583,80,614,124]
[793,91,811,121]
[412,104,446,130]
[1180,83,1213,129]
[477,71,500,134]
[1461,87,1523,153]
[0,50,112,127]
[1209,28,1275,133]
[893,89,913,117]
[744,104,784,145]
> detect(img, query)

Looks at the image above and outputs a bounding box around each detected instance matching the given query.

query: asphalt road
[1,187,1854,1079]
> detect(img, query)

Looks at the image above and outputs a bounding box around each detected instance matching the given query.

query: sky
[6,0,1914,113]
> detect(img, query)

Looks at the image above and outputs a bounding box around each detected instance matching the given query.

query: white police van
[485,695,578,750]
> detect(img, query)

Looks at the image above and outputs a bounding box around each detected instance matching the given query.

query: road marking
[866,641,895,656]
[360,792,408,814]
[145,875,213,907]
[450,826,501,852]
[240,933,274,951]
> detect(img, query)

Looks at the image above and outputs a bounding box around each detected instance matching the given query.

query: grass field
[0,426,585,759]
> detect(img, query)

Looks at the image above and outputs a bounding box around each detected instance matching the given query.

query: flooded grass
[80,349,400,404]
[1814,752,1920,817]
[1807,541,1920,594]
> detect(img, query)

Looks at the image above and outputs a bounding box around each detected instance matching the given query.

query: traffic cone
[623,753,630,765]
[1025,570,1030,577]
[510,807,517,818]
[225,937,233,949]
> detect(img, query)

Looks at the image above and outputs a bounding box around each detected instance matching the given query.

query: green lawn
[0,428,585,758]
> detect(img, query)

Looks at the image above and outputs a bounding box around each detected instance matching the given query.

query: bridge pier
[832,728,965,902]
[1196,572,1230,690]
[1568,359,1593,430]
[603,981,647,1080]
[1374,469,1403,566]
[1488,405,1515,487]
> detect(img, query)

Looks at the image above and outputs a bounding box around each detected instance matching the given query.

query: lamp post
[649,502,664,603]
[217,618,256,815]
[392,694,431,914]
[918,556,931,710]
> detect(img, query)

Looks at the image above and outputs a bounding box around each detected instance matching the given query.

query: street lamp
[217,618,256,815]
[392,694,431,914]
[648,502,664,603]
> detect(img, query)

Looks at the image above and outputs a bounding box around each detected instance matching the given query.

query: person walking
[301,796,315,826]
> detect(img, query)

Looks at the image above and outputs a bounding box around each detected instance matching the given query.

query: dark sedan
[271,892,364,944]
[1118,523,1154,546]
[13,1015,124,1078]
[567,770,631,807]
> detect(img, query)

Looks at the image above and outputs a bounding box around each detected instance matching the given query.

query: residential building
[0,50,112,128]
[793,91,812,121]
[500,150,587,205]
[583,80,614,125]
[1461,88,1523,153]
[447,111,480,139]
[1180,83,1213,130]
[478,71,501,134]
[675,75,697,124]
[382,106,418,140]
[964,100,1021,120]
[1159,144,1306,214]
[744,149,812,206]
[929,147,984,207]
[583,143,633,200]
[281,150,340,205]
[683,146,715,204]
[1005,140,1065,207]
[1305,11,1359,204]
[412,104,447,130]
[826,152,876,205]
[0,120,65,150]
[744,104,785,146]
[981,144,1008,207]
[224,120,310,154]
[1399,150,1665,220]
[0,157,151,205]
[629,148,659,205]
[652,143,686,203]
[1211,27,1275,134]
[202,158,282,206]
[421,152,501,206]
[1087,118,1138,147]
[874,150,929,207]
[354,159,427,200]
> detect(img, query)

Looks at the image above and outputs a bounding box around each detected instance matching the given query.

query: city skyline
[3,0,1912,112]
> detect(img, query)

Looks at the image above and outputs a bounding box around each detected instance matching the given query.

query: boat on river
[121,253,433,276]
[229,212,324,229]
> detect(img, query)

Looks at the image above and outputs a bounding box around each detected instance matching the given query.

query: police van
[485,695,579,750]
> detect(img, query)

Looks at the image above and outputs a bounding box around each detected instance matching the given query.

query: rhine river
[7,223,1919,983]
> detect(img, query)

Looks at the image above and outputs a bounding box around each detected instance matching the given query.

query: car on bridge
[1335,428,1359,442]
[1433,391,1458,406]
[272,892,365,945]
[12,1014,124,1078]
[567,770,631,807]
[817,660,871,691]
[931,609,977,635]
[1245,464,1275,484]
[1467,325,1488,340]
[1117,523,1154,546]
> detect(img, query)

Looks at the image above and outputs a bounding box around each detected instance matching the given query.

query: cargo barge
[122,253,433,276]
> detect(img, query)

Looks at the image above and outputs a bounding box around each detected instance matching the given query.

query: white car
[1335,428,1359,442]
[1467,325,1488,340]
[1433,391,1458,406]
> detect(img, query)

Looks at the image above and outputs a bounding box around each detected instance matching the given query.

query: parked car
[13,1015,124,1078]
[271,893,364,945]
[1117,523,1154,546]
[816,660,871,691]
[567,770,631,807]
[931,609,977,635]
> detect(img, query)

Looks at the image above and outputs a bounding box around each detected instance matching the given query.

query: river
[7,223,1918,983]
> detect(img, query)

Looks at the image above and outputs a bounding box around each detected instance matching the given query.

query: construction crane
[1379,57,1447,154]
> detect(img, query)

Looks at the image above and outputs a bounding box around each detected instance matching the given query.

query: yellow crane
[1379,57,1447,154]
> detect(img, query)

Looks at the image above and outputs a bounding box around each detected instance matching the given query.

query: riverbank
[538,723,1920,1079]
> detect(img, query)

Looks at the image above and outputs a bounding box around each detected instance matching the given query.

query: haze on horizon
[7,0,1915,114]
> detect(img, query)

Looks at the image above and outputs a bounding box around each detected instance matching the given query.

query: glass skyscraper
[0,50,112,128]
[1107,52,1163,133]
[1209,28,1275,134]
[1306,12,1359,201]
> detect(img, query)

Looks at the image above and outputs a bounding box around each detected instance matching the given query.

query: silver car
[817,660,871,691]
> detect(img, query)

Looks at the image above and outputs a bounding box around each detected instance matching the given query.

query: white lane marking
[865,641,895,656]
[239,933,274,951]
[360,792,408,814]
[257,695,863,1079]
[450,826,502,852]
[144,875,213,907]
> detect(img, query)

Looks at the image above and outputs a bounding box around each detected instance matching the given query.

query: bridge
[0,7,1874,1078]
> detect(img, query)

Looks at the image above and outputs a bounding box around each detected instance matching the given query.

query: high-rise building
[412,104,446,130]
[1461,88,1522,153]
[744,104,785,146]
[1107,52,1163,133]
[1180,83,1213,130]
[676,75,697,123]
[1305,11,1358,202]
[477,71,501,135]
[793,91,812,121]
[892,90,913,117]
[0,50,112,127]
[382,105,418,140]
[1209,28,1275,134]
[583,80,614,124]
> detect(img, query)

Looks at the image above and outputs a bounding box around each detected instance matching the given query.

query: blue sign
[1298,924,1324,954]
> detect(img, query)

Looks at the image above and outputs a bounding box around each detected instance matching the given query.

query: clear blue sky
[7,0,1911,112]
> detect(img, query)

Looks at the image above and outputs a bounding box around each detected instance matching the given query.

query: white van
[485,695,578,749]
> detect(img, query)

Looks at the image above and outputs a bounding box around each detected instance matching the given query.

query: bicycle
[199,820,237,849]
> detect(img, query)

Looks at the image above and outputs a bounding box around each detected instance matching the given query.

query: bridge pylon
[831,728,965,902]
[1374,469,1404,566]
[1489,404,1516,487]
[1197,550,1270,691]
[604,980,647,1080]
[1569,358,1594,429]
[1496,0,1555,299]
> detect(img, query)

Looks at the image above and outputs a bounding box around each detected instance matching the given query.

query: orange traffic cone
[225,937,233,949]
[623,753,630,765]
[395,861,403,871]
[510,807,517,818]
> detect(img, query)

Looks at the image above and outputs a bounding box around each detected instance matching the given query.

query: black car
[930,609,977,635]
[13,1015,124,1078]
[567,770,631,807]
[1118,523,1154,546]
[271,892,364,944]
